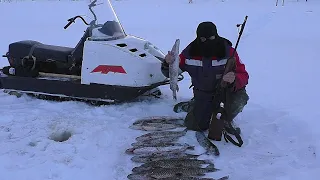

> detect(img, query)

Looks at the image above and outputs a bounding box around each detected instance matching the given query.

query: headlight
[144,42,165,61]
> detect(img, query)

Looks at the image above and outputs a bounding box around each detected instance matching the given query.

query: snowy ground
[1,0,320,179]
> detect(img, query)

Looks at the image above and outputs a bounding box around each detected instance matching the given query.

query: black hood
[189,21,232,59]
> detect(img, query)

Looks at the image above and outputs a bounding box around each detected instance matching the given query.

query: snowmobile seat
[8,40,74,66]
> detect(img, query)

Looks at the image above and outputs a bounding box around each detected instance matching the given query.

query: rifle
[208,16,248,147]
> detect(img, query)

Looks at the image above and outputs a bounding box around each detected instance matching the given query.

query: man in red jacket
[161,21,249,133]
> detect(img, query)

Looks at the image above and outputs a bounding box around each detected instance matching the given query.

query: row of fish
[126,116,228,180]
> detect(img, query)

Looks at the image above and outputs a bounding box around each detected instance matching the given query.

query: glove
[222,72,235,83]
[165,51,175,64]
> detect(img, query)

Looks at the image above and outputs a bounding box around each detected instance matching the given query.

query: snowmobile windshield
[86,0,126,40]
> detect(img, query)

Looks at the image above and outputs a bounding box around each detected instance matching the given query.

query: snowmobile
[0,0,183,104]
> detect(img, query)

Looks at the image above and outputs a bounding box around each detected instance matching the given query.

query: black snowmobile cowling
[0,0,183,104]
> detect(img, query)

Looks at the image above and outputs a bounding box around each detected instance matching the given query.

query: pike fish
[129,122,184,131]
[157,176,229,180]
[135,128,188,141]
[131,136,181,147]
[131,152,200,163]
[140,158,213,168]
[127,173,220,180]
[125,144,195,155]
[133,116,184,126]
[132,142,191,148]
[132,159,215,173]
[169,39,180,100]
[126,148,196,157]
[129,164,217,179]
[195,131,220,156]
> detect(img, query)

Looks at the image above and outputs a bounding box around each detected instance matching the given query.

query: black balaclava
[189,21,231,59]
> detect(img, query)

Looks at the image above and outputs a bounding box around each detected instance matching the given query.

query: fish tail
[186,145,195,150]
[200,151,209,156]
[184,153,201,158]
[205,164,220,172]
[204,159,214,165]
[217,175,230,180]
[183,128,188,133]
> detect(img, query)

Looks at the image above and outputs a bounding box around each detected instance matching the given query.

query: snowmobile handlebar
[64,16,89,29]
[2,52,9,58]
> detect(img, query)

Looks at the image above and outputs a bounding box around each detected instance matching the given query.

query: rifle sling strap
[223,122,243,147]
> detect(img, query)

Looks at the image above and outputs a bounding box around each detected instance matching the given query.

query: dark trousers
[184,87,249,131]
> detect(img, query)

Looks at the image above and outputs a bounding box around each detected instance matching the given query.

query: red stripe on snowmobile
[91,65,127,74]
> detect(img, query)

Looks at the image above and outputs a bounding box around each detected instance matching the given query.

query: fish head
[139,163,151,168]
[128,124,142,130]
[125,148,135,154]
[127,174,154,180]
[132,165,152,173]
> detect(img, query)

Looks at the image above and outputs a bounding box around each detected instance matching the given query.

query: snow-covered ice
[0,0,320,179]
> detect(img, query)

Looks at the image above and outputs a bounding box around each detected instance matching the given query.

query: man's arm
[229,48,249,91]
[161,53,186,78]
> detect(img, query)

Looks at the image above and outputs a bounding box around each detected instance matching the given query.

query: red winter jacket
[177,45,249,91]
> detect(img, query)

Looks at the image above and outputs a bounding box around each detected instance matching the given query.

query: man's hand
[222,72,235,83]
[165,51,175,64]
